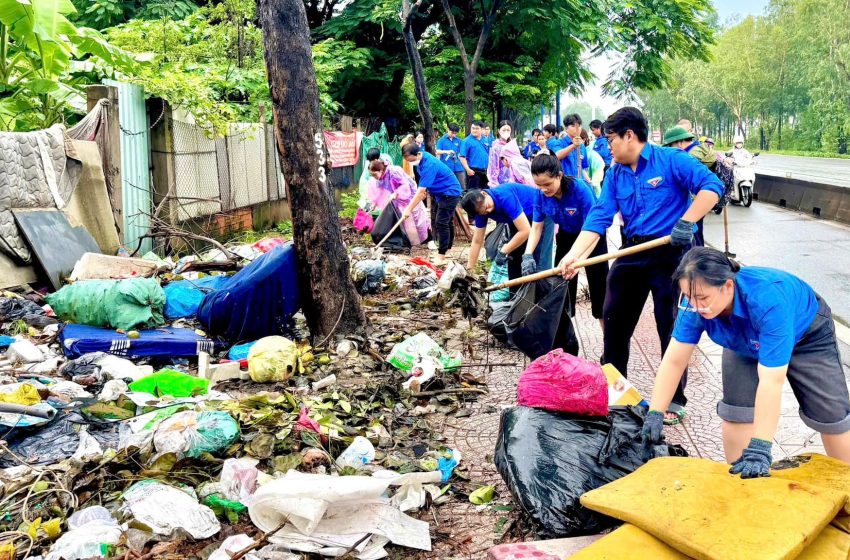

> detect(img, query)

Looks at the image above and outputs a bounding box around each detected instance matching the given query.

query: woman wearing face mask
[642,247,850,478]
[368,158,430,245]
[487,120,524,187]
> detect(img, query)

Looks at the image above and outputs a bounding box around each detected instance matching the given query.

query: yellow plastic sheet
[797,526,850,560]
[569,524,689,560]
[774,454,850,517]
[580,457,848,560]
[0,383,41,406]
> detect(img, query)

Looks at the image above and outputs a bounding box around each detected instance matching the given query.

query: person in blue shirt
[459,120,491,191]
[544,116,591,181]
[590,119,612,170]
[641,247,850,476]
[435,123,465,188]
[401,143,462,263]
[559,106,723,424]
[523,129,543,160]
[482,125,493,151]
[460,184,551,292]
[523,154,607,328]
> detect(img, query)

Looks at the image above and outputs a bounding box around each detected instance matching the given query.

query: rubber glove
[729,438,772,479]
[494,251,508,266]
[521,254,537,275]
[641,410,664,445]
[670,218,695,246]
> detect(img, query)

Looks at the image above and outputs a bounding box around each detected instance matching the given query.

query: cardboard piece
[602,363,645,407]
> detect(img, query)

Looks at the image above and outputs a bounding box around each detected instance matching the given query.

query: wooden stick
[484,235,671,292]
[411,387,488,397]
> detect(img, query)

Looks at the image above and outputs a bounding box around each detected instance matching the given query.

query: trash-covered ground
[0,217,532,560]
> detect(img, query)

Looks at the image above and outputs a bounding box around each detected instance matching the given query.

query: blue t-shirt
[582,143,724,238]
[436,133,463,173]
[460,136,490,170]
[473,183,538,228]
[672,267,819,367]
[523,141,542,160]
[483,134,493,151]
[532,178,596,234]
[417,151,462,201]
[546,138,589,177]
[593,135,613,166]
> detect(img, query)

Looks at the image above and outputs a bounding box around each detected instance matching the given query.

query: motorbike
[721,150,758,208]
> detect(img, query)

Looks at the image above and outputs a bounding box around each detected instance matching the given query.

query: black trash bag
[0,411,121,467]
[370,204,410,251]
[412,275,437,290]
[494,405,688,539]
[484,223,510,261]
[486,301,512,343]
[352,259,386,294]
[491,277,578,359]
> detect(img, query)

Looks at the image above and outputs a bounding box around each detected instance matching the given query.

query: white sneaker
[427,241,437,250]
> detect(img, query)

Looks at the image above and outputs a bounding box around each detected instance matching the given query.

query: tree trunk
[555,90,561,129]
[463,69,475,133]
[258,0,365,342]
[402,0,436,153]
[778,112,782,150]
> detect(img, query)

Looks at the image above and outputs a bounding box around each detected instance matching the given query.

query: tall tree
[258,0,365,340]
[440,0,501,133]
[402,0,436,150]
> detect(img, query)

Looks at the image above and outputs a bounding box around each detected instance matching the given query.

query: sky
[560,0,770,119]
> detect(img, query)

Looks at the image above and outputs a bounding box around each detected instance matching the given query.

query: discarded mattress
[59,324,223,359]
[198,242,300,341]
[0,125,83,263]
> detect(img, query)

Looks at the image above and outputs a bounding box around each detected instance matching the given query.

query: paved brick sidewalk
[412,235,830,559]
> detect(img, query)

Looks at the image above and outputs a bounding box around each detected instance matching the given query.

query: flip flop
[664,403,687,425]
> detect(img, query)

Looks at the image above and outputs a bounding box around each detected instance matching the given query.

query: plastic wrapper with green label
[46,278,165,331]
[387,333,461,373]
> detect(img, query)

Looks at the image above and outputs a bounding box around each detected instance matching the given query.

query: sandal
[664,403,687,425]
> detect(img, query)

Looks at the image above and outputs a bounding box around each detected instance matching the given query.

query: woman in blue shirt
[524,154,608,326]
[642,247,850,477]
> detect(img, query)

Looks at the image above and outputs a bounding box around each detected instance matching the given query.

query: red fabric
[353,208,374,233]
[252,238,287,253]
[409,257,443,278]
[517,349,608,416]
[294,407,326,442]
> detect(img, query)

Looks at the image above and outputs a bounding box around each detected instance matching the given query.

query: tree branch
[440,0,471,71]
[470,0,502,74]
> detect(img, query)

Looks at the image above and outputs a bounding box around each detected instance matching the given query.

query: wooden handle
[484,235,672,292]
[375,216,406,249]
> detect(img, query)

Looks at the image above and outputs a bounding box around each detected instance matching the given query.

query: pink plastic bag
[252,237,287,253]
[517,349,608,416]
[353,208,375,233]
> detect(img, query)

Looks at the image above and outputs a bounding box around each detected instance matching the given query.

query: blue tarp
[164,276,229,319]
[198,242,300,342]
[59,324,224,359]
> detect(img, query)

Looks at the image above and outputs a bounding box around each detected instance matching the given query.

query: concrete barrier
[755,173,850,224]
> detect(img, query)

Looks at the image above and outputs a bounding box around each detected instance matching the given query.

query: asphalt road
[755,153,850,187]
[703,203,850,367]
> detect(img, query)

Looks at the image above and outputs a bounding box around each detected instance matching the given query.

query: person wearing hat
[664,125,717,247]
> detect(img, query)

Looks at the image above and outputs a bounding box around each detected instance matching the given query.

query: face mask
[409,159,420,167]
[499,131,510,140]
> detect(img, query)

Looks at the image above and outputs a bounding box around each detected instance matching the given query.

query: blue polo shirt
[473,183,537,228]
[546,138,589,177]
[523,142,542,160]
[672,267,819,367]
[460,136,490,170]
[417,151,462,201]
[483,134,493,151]
[436,133,463,173]
[582,143,724,238]
[532,178,596,234]
[684,140,701,153]
[593,135,613,166]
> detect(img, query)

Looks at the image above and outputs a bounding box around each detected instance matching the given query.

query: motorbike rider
[729,135,753,161]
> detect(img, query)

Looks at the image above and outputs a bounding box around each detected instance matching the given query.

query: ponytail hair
[530,153,562,177]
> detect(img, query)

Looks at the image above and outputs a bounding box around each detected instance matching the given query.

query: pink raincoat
[367,165,430,245]
[487,139,533,186]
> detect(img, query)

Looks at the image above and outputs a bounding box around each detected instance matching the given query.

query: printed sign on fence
[323,131,359,168]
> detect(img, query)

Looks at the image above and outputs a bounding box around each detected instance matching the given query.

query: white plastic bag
[209,534,258,560]
[45,507,122,560]
[335,436,375,470]
[122,481,220,539]
[220,458,260,504]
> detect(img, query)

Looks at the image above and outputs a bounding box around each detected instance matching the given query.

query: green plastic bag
[46,278,165,331]
[387,333,462,372]
[129,368,209,398]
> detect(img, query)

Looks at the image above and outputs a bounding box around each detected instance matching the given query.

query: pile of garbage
[0,231,496,560]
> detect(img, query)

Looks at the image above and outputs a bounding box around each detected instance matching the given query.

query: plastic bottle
[335,436,376,469]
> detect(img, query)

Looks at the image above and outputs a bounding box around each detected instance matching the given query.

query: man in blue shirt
[642,247,850,476]
[544,117,590,181]
[482,126,493,151]
[401,143,462,262]
[436,123,465,188]
[590,119,612,170]
[523,129,543,160]
[461,183,549,291]
[459,120,490,191]
[559,106,723,422]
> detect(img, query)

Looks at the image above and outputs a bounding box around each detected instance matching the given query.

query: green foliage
[640,0,849,153]
[0,0,143,131]
[339,191,360,220]
[70,0,197,30]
